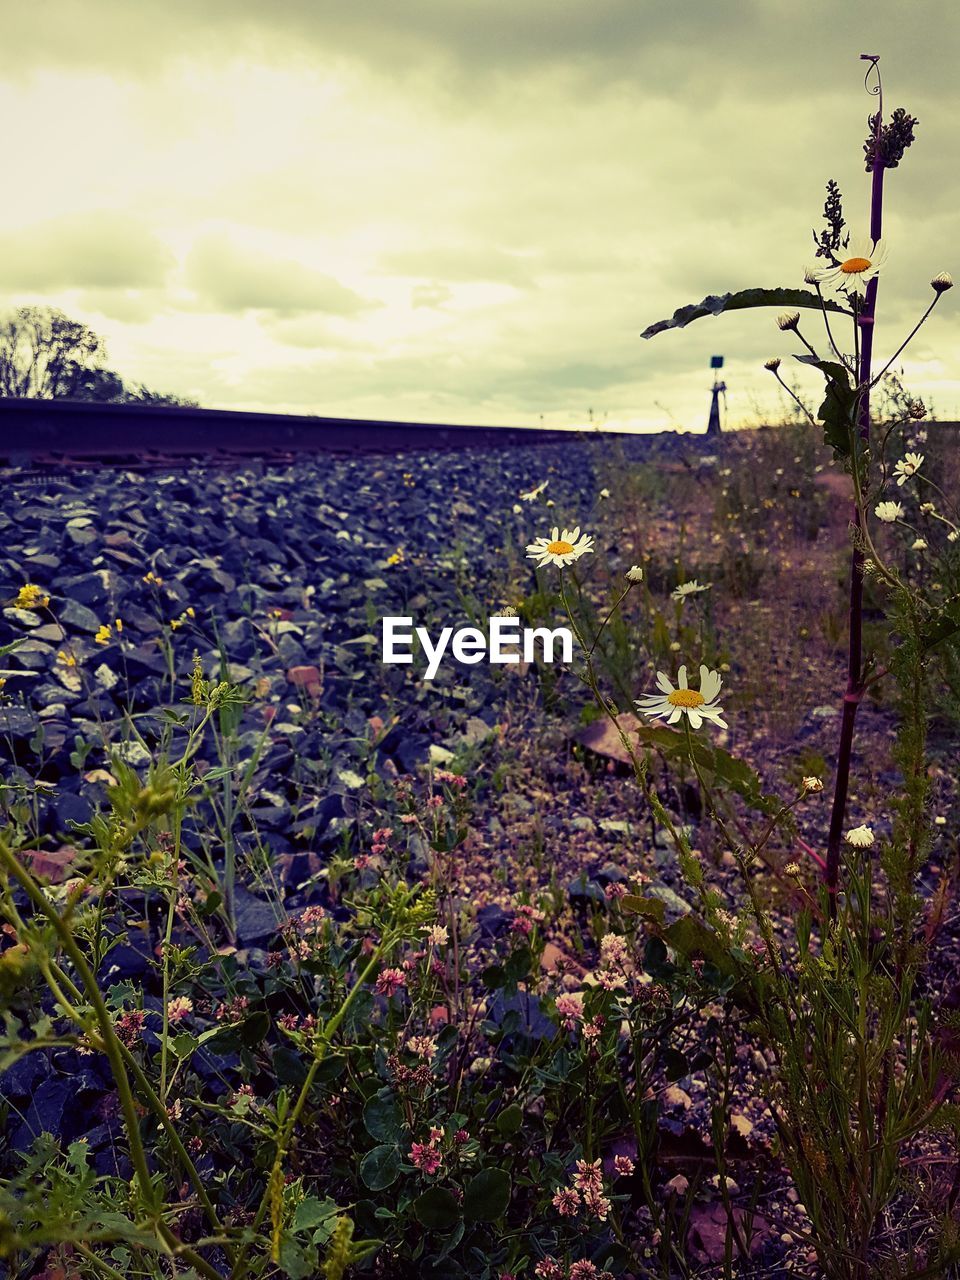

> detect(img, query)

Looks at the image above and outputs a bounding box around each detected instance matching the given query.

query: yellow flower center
[667,688,705,708]
[840,256,871,274]
[547,540,574,555]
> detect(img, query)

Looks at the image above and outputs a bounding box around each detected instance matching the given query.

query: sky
[1,0,958,433]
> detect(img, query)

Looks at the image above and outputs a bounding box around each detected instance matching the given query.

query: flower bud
[777,311,801,331]
[803,265,821,285]
[763,357,782,372]
[931,271,954,293]
[908,398,927,420]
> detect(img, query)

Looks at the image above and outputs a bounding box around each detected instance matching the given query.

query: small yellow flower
[142,571,164,586]
[94,624,113,645]
[56,650,78,667]
[186,607,195,618]
[386,549,404,566]
[115,618,123,633]
[15,584,50,610]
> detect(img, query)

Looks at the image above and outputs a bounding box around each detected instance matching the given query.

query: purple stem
[824,138,885,905]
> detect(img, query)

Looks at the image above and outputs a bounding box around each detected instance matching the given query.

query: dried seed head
[908,397,927,419]
[931,271,954,294]
[777,311,801,331]
[763,357,782,372]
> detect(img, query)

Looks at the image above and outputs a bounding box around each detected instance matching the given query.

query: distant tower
[707,356,726,437]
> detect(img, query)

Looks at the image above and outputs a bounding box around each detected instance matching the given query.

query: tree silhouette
[0,305,193,404]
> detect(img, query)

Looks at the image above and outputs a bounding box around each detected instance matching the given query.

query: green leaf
[197,888,222,918]
[620,894,666,925]
[200,765,235,783]
[314,1052,347,1084]
[274,1045,309,1085]
[662,1047,689,1081]
[794,354,858,458]
[630,723,778,816]
[641,287,849,339]
[105,982,139,1010]
[360,1144,401,1191]
[363,1088,403,1142]
[291,1196,340,1233]
[197,1021,240,1045]
[919,599,960,652]
[463,1167,512,1222]
[413,1186,461,1230]
[495,1104,523,1136]
[277,1236,316,1279]
[503,946,532,989]
[0,638,27,659]
[643,935,673,980]
[481,964,505,990]
[239,1010,271,1047]
[664,917,734,974]
[169,1033,199,1059]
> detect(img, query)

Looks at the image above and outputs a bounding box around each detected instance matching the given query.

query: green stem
[0,841,231,1280]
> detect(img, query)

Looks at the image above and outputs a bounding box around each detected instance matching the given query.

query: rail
[0,397,613,470]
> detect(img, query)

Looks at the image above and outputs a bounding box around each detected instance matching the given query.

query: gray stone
[59,599,103,633]
[647,883,692,918]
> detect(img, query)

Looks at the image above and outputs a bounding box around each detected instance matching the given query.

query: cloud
[185,233,379,317]
[412,283,453,310]
[6,1,960,103]
[0,212,173,293]
[1,0,958,428]
[383,245,536,287]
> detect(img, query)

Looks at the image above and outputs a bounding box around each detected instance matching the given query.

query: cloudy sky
[2,1,957,432]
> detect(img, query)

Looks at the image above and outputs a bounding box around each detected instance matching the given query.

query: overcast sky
[2,1,957,432]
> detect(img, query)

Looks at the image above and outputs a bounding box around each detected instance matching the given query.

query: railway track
[0,397,611,471]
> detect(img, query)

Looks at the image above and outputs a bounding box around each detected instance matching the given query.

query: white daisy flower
[626,565,644,583]
[671,580,711,601]
[894,452,924,486]
[814,237,888,292]
[802,776,824,793]
[875,501,905,524]
[635,663,728,731]
[526,526,594,569]
[845,824,874,848]
[519,480,548,502]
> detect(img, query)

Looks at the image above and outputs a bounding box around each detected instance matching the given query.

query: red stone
[286,665,322,695]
